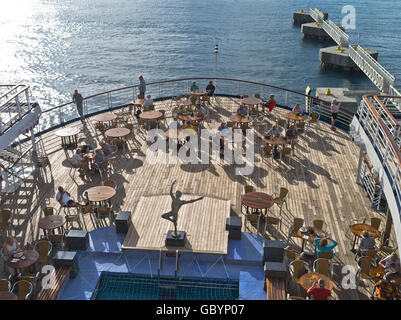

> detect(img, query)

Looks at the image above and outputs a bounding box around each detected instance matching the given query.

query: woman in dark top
[285,125,297,154]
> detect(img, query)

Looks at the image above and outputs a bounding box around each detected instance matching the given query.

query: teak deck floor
[122,195,230,254]
[0,96,392,300]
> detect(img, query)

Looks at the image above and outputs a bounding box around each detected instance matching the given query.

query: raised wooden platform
[122,195,230,254]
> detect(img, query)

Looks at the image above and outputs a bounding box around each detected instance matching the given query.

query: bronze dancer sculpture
[161,181,204,238]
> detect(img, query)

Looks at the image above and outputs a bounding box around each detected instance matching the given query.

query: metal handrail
[359,95,401,183]
[37,77,355,133]
[373,96,398,127]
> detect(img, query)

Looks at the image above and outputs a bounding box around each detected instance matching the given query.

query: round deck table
[38,215,65,236]
[55,127,80,149]
[179,114,203,123]
[263,136,287,157]
[241,97,262,106]
[230,114,250,128]
[241,192,274,232]
[0,292,17,300]
[84,185,116,206]
[349,223,380,251]
[93,112,117,123]
[130,99,144,112]
[285,111,307,124]
[8,250,39,274]
[139,111,162,129]
[191,90,208,96]
[105,128,131,138]
[297,227,328,251]
[131,99,144,106]
[299,272,334,291]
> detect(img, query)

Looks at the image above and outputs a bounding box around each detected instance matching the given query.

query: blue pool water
[92,272,240,300]
[1,0,400,108]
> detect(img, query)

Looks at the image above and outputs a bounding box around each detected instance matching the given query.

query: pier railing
[356,95,401,214]
[349,46,396,92]
[310,8,349,47]
[37,77,355,134]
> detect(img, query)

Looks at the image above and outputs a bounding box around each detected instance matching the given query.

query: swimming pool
[91,272,240,300]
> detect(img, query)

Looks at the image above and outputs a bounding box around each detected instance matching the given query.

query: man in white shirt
[56,186,83,207]
[142,95,154,111]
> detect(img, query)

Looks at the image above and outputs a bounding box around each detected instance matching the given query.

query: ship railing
[36,77,355,134]
[0,84,33,135]
[356,95,401,214]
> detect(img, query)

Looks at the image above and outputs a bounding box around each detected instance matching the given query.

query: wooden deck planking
[122,195,230,254]
[0,97,393,299]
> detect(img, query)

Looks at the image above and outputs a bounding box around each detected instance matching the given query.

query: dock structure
[315,88,358,112]
[293,9,327,24]
[301,22,344,42]
[319,46,378,72]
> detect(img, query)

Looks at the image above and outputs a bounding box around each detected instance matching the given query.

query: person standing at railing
[138,75,146,99]
[330,98,340,131]
[72,89,85,123]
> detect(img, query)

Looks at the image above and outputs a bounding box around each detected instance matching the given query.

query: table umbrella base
[165,230,186,247]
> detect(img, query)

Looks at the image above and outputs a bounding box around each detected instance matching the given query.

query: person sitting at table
[142,94,153,111]
[357,231,376,257]
[100,140,114,157]
[266,124,280,138]
[168,118,182,130]
[2,236,22,275]
[372,278,397,300]
[379,253,401,280]
[206,81,215,104]
[194,104,205,118]
[292,103,303,115]
[307,278,331,300]
[263,94,276,113]
[218,122,229,132]
[2,236,21,260]
[236,105,248,117]
[56,186,84,208]
[314,237,338,258]
[72,148,90,171]
[92,149,105,172]
[285,125,297,154]
[190,81,199,92]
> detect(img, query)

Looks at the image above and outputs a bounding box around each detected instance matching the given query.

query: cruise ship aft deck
[0,78,400,301]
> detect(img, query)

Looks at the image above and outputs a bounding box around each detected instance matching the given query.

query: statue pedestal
[165,230,186,247]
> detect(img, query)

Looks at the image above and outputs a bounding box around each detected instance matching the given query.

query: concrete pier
[319,46,379,71]
[293,10,328,24]
[315,88,358,112]
[301,22,344,41]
